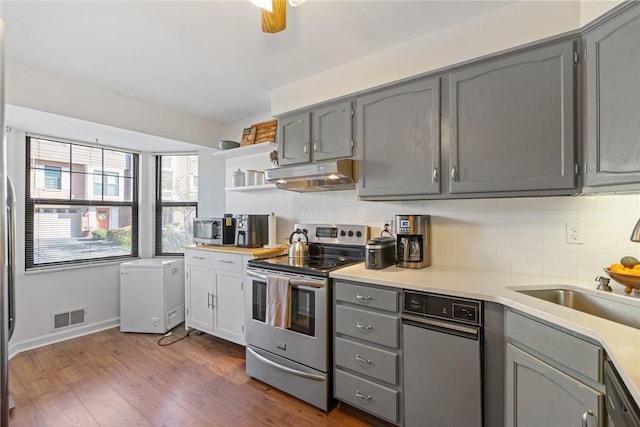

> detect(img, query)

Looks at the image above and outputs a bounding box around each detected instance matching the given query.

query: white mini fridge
[120,258,185,333]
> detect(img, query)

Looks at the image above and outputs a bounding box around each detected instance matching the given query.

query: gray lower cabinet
[448,39,578,195]
[333,280,401,425]
[278,100,354,166]
[505,310,604,427]
[357,78,441,199]
[583,3,640,188]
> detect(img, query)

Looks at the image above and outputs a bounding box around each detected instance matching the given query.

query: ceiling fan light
[249,0,272,12]
[288,0,307,6]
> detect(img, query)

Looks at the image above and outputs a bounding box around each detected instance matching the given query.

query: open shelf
[212,142,276,159]
[225,184,277,192]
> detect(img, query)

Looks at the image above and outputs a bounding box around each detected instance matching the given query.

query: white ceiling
[2,0,514,125]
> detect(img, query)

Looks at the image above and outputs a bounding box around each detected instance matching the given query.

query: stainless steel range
[245,223,369,411]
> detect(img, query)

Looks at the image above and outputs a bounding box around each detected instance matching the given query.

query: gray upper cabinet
[583,4,640,188]
[357,78,441,199]
[278,100,353,166]
[278,111,311,166]
[312,100,354,162]
[448,39,578,195]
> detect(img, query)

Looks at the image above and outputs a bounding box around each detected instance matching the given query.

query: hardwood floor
[8,327,373,426]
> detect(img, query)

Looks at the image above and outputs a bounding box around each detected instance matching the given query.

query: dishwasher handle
[402,313,481,340]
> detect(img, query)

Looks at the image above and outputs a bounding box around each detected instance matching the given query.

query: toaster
[365,237,396,270]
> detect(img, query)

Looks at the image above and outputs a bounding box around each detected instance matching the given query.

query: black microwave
[193,216,236,245]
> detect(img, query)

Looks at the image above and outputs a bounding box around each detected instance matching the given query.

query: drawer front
[335,369,398,424]
[210,252,242,273]
[185,250,212,268]
[335,281,399,312]
[335,337,398,384]
[336,305,399,348]
[506,310,602,383]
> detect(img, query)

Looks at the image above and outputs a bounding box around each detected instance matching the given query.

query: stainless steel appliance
[395,214,431,269]
[402,290,483,427]
[265,159,356,192]
[245,223,369,411]
[235,214,268,248]
[605,359,640,427]
[365,237,395,270]
[0,20,16,424]
[193,215,236,245]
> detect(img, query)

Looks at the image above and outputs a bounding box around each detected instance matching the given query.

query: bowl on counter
[218,140,240,150]
[603,268,640,294]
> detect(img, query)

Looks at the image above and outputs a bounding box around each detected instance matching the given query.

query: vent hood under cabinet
[265,159,356,192]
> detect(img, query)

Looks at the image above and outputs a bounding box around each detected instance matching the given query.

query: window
[155,154,198,255]
[43,166,62,190]
[93,170,120,197]
[26,136,138,269]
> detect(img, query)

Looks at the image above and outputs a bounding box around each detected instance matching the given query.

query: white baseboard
[8,317,120,360]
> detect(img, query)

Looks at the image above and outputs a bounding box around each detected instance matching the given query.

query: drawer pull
[355,391,371,401]
[356,294,372,301]
[356,323,372,331]
[218,260,234,264]
[355,354,371,364]
[192,256,206,260]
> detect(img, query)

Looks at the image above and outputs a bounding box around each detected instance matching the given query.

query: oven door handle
[246,270,326,288]
[247,347,326,382]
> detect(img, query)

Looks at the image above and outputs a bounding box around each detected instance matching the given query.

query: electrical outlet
[566,223,584,244]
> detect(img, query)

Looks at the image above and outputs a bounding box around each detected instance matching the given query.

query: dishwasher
[402,290,483,427]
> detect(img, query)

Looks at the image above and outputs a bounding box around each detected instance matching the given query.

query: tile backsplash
[225,153,640,286]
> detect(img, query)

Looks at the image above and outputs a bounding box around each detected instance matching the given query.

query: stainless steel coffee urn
[395,215,431,269]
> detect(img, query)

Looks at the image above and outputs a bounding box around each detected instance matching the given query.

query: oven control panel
[294,224,369,246]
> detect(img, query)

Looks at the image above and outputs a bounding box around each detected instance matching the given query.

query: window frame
[25,135,139,269]
[155,154,198,256]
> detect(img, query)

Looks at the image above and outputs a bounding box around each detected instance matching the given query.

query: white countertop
[330,264,640,404]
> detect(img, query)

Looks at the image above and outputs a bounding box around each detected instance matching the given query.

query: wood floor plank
[9,327,372,426]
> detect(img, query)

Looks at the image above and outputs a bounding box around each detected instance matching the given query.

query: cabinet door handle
[303,145,308,153]
[355,391,371,401]
[313,141,319,152]
[356,294,372,301]
[581,410,595,427]
[451,166,458,182]
[356,323,372,331]
[207,292,213,309]
[121,271,128,275]
[355,354,371,364]
[432,167,439,183]
[212,294,218,309]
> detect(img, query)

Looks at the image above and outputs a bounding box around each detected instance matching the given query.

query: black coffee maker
[395,214,431,269]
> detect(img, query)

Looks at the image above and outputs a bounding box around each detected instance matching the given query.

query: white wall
[6,129,121,355]
[271,1,622,115]
[7,62,225,148]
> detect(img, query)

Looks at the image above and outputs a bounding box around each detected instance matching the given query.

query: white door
[187,266,214,333]
[214,271,244,343]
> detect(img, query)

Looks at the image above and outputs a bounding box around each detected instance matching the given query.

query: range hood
[265,159,356,192]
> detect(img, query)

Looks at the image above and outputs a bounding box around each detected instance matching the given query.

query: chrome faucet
[595,276,612,292]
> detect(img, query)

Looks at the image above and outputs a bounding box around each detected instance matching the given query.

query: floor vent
[52,308,86,330]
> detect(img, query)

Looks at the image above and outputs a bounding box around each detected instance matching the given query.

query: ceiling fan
[249,0,307,33]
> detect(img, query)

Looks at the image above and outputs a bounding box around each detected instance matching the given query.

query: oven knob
[348,230,354,237]
[356,231,362,237]
[340,230,346,236]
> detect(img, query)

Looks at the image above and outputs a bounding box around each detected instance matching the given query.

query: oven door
[246,268,328,372]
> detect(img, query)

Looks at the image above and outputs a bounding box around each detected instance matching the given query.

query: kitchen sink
[514,288,640,330]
